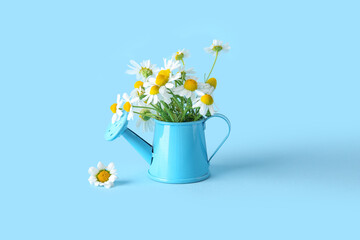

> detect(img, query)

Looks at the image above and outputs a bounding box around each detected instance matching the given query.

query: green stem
[206,51,219,81]
[161,101,177,122]
[133,111,160,120]
[132,105,156,110]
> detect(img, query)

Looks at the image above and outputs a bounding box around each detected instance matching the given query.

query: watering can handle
[204,113,231,162]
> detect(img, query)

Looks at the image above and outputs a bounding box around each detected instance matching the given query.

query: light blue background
[1,0,359,239]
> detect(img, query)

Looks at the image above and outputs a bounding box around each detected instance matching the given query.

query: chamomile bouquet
[110,40,230,132]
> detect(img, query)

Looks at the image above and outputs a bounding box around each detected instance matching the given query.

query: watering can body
[149,119,211,183]
[105,113,231,184]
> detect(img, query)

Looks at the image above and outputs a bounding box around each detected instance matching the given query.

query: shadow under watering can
[105,112,231,184]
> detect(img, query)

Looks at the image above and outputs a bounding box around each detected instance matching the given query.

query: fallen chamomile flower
[204,40,230,55]
[88,162,117,188]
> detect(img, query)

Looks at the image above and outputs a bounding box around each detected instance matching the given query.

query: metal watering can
[105,112,231,183]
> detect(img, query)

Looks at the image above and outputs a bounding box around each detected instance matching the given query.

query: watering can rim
[153,118,205,126]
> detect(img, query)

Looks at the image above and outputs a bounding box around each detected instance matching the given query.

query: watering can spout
[122,128,153,165]
[104,113,153,165]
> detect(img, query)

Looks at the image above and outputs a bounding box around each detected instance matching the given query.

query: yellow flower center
[110,103,117,113]
[96,170,110,183]
[134,81,143,89]
[206,77,217,89]
[150,85,160,95]
[155,69,171,86]
[200,94,214,105]
[123,101,131,112]
[184,79,197,91]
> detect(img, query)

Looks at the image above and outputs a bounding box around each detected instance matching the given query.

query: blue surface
[1,0,360,239]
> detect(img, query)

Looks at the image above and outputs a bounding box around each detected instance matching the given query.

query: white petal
[193,101,201,108]
[159,86,166,94]
[127,110,134,120]
[112,114,117,124]
[107,162,115,171]
[209,105,215,115]
[136,118,142,128]
[97,162,105,170]
[172,72,181,80]
[195,90,205,96]
[200,105,208,116]
[104,182,114,189]
[109,175,117,182]
[130,60,140,68]
[122,93,130,101]
[165,82,174,89]
[88,167,98,176]
[126,69,138,75]
[153,96,158,104]
[88,176,97,184]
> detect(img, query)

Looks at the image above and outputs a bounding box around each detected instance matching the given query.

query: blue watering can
[105,112,231,183]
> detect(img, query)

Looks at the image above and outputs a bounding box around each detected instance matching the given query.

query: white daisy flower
[173,78,199,101]
[204,40,230,55]
[110,94,123,124]
[126,60,159,79]
[88,162,118,188]
[193,90,216,116]
[198,77,217,94]
[172,49,190,61]
[143,84,172,105]
[119,93,137,120]
[136,108,155,132]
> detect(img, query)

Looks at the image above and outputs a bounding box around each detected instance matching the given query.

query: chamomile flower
[204,40,230,55]
[193,90,216,116]
[198,77,217,94]
[119,93,137,120]
[126,60,158,80]
[88,162,117,188]
[172,49,190,61]
[136,108,155,132]
[173,78,199,101]
[143,84,172,105]
[110,94,123,124]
